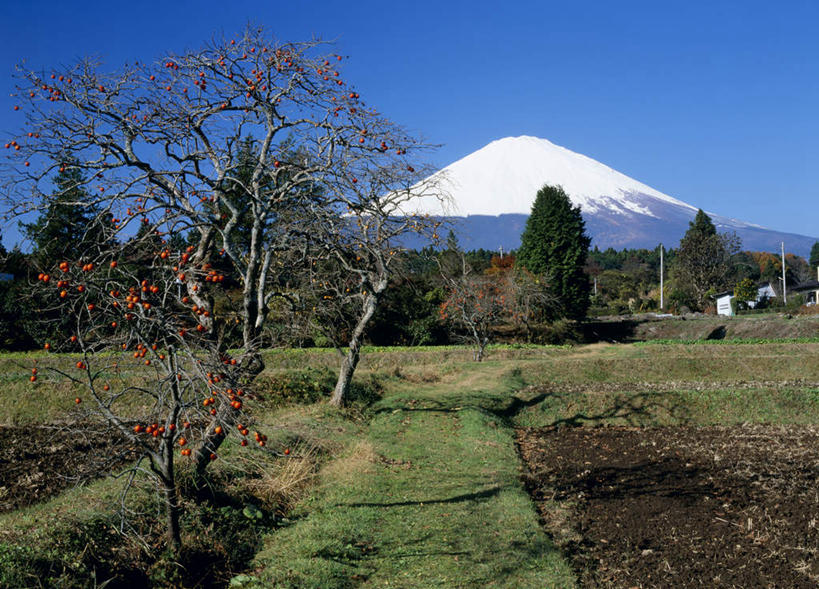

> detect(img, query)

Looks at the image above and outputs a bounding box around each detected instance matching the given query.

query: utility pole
[499,245,504,259]
[659,243,664,310]
[781,241,787,305]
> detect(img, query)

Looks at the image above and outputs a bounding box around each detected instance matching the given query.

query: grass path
[253,364,575,588]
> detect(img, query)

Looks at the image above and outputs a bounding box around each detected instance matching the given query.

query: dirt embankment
[583,314,819,343]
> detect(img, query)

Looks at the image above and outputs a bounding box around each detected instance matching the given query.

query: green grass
[247,343,819,586]
[253,394,573,587]
[4,341,819,587]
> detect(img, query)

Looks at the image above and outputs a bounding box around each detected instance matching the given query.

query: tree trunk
[330,345,358,407]
[469,323,485,362]
[475,337,487,362]
[242,287,258,349]
[156,446,182,554]
[192,351,264,483]
[329,290,381,407]
[163,478,182,554]
[193,425,227,482]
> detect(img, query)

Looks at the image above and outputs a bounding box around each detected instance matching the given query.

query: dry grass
[237,442,322,512]
[319,439,377,483]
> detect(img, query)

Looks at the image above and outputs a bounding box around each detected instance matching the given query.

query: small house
[714,281,777,316]
[715,291,734,316]
[756,282,777,301]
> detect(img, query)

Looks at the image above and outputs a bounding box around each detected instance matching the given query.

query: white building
[715,282,777,316]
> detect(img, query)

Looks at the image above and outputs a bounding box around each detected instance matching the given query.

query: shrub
[255,368,337,406]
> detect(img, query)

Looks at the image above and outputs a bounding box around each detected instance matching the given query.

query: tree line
[586,210,818,315]
[4,183,818,355]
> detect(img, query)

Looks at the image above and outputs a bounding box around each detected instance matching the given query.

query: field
[1,329,819,587]
[519,425,819,587]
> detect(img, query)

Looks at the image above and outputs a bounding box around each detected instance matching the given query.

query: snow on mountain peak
[414,135,697,218]
[399,135,818,256]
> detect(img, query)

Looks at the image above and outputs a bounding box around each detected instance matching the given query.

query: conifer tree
[672,209,740,310]
[809,241,819,269]
[516,184,591,319]
[21,162,107,264]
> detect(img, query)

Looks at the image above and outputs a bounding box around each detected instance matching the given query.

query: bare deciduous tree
[309,164,441,405]
[504,267,556,341]
[439,255,506,362]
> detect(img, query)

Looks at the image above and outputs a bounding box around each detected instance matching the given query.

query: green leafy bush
[255,368,337,406]
[254,367,384,408]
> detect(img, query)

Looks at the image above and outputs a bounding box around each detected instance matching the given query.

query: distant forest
[3,236,816,351]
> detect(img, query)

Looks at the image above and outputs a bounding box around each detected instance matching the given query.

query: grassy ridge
[637,337,819,345]
[512,385,819,428]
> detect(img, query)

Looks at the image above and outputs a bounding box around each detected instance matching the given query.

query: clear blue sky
[2,0,818,248]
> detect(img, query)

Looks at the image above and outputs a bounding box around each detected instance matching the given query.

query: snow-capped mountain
[411,136,817,256]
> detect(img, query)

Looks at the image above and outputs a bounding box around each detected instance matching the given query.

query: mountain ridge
[411,136,816,256]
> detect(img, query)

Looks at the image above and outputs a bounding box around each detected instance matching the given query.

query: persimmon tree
[27,251,255,553]
[2,27,440,551]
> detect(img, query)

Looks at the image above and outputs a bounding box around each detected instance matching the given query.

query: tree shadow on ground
[370,377,691,428]
[552,459,718,503]
[341,485,502,508]
[504,388,692,428]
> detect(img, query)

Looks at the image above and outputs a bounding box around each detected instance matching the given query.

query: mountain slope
[412,136,817,256]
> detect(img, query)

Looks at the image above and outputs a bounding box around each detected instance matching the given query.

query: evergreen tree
[688,208,717,238]
[672,209,740,311]
[20,163,106,264]
[216,137,323,261]
[810,242,819,269]
[445,229,460,252]
[516,184,591,319]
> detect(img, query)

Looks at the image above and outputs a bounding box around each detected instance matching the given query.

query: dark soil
[518,425,819,588]
[0,423,134,513]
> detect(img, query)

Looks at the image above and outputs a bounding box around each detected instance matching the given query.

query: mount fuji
[410,136,817,257]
